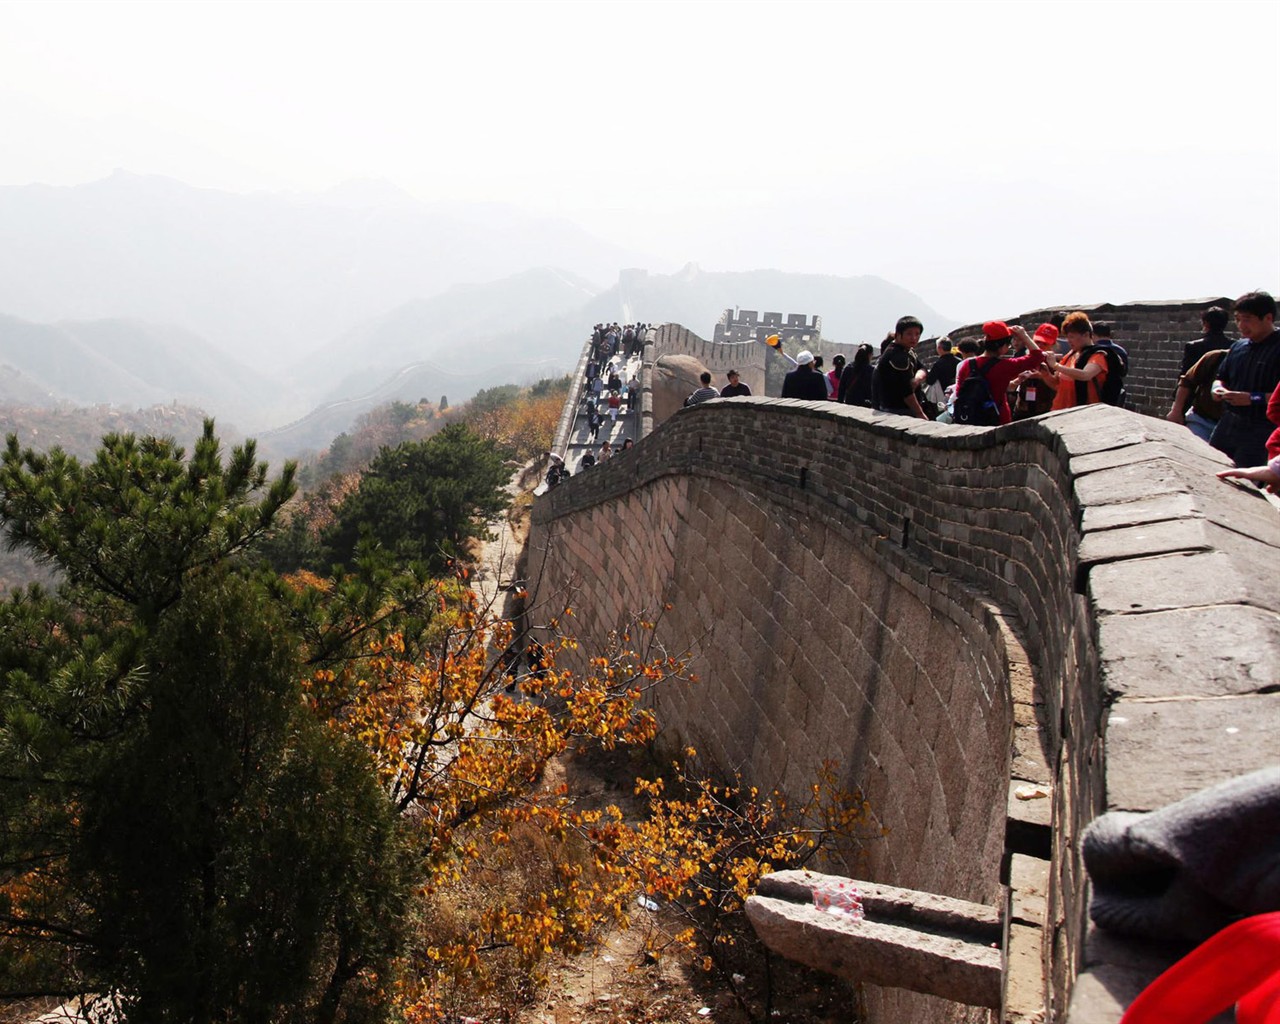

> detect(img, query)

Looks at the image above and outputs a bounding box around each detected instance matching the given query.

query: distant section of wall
[528,387,1280,1022]
[714,309,823,347]
[653,323,767,398]
[945,297,1234,418]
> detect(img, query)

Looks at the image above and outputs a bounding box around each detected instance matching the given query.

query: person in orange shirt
[1044,312,1109,410]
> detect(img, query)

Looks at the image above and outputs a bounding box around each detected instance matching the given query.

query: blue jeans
[1185,410,1217,444]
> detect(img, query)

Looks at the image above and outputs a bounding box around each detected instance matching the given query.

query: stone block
[1089,550,1280,616]
[1097,605,1280,699]
[1005,922,1048,1023]
[1009,855,1051,928]
[1077,516,1214,567]
[1104,693,1280,811]
[748,871,1001,1008]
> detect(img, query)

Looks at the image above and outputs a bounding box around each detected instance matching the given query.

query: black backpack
[952,358,1002,426]
[1075,344,1128,407]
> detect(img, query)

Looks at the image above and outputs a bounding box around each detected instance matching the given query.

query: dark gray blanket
[1082,767,1280,943]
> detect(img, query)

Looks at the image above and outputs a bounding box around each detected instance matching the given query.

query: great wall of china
[530,299,1280,1023]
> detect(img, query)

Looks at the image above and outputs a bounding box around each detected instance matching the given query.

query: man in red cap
[1013,323,1062,419]
[952,321,1052,425]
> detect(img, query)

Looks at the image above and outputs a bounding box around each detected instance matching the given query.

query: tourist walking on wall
[1182,307,1233,375]
[924,337,959,412]
[1211,291,1280,467]
[826,355,845,399]
[1168,348,1229,443]
[721,369,752,397]
[838,344,874,406]
[1045,313,1111,410]
[781,350,829,401]
[607,389,622,424]
[1091,322,1130,408]
[685,371,720,407]
[951,322,1051,425]
[587,405,603,441]
[872,317,929,418]
[1012,324,1062,420]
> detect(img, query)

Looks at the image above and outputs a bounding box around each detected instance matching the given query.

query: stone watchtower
[713,309,823,350]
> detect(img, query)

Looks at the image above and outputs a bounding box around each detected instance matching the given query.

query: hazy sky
[1,0,1276,322]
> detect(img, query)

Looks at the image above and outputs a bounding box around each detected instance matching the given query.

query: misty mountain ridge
[0,312,276,424]
[299,266,601,402]
[252,263,957,454]
[0,170,666,371]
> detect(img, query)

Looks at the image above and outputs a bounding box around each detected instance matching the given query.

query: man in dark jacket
[872,316,929,418]
[1181,306,1233,375]
[781,350,828,400]
[1211,291,1280,467]
[924,337,959,393]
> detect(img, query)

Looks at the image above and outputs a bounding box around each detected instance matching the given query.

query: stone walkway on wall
[1061,412,1280,1022]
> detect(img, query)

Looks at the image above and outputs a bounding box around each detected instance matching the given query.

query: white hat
[796,350,815,366]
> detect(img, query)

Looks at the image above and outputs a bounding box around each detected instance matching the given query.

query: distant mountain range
[0,171,666,372]
[0,172,959,455]
[0,313,276,424]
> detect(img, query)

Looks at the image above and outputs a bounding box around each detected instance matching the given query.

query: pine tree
[318,424,510,574]
[0,421,416,1022]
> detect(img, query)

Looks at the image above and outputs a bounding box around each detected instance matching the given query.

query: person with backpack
[951,321,1050,426]
[1048,312,1112,410]
[1092,321,1130,408]
[1012,323,1062,420]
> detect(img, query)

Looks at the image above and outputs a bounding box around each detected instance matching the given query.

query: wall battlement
[531,329,1280,1022]
[714,308,823,347]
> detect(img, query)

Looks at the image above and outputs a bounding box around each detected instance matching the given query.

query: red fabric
[953,349,1046,424]
[1121,913,1280,1024]
[1266,380,1280,460]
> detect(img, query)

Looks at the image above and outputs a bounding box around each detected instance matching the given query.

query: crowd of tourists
[774,312,1133,423]
[768,290,1279,488]
[545,323,647,487]
[551,293,1280,494]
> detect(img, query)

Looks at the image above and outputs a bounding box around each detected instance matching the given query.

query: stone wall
[943,297,1234,418]
[653,322,767,398]
[713,309,823,348]
[528,388,1280,1022]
